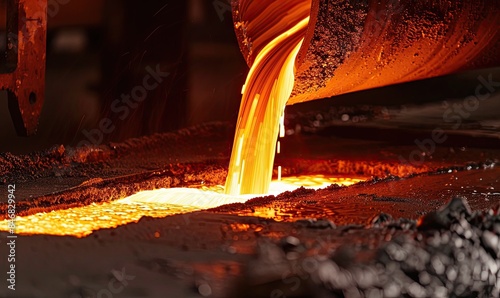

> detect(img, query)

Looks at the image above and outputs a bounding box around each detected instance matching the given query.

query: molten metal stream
[225,17,310,195]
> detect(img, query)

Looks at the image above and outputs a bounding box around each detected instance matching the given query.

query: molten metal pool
[0,175,364,237]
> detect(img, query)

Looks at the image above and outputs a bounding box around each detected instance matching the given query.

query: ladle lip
[231,0,315,68]
[295,0,320,68]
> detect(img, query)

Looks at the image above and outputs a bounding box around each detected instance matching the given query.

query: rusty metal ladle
[232,0,500,104]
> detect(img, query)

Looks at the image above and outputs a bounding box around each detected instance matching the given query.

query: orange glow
[0,199,200,238]
[237,206,289,222]
[225,16,310,195]
[0,175,364,237]
[274,175,364,190]
[229,223,251,232]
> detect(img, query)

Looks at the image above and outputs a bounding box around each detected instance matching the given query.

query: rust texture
[232,0,500,104]
[0,0,47,136]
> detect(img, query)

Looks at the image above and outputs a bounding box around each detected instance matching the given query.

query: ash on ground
[235,197,500,298]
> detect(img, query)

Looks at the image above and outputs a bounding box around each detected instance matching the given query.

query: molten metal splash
[0,176,363,237]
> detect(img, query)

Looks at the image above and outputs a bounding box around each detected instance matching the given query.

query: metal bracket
[1,0,47,136]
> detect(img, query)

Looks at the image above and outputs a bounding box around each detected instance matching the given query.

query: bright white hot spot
[0,175,364,237]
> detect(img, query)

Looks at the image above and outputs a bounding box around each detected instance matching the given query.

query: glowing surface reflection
[0,175,364,237]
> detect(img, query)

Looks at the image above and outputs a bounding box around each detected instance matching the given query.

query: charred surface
[0,123,499,296]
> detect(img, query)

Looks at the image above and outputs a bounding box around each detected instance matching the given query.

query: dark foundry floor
[0,123,499,297]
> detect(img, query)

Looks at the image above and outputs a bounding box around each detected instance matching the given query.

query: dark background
[0,0,246,153]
